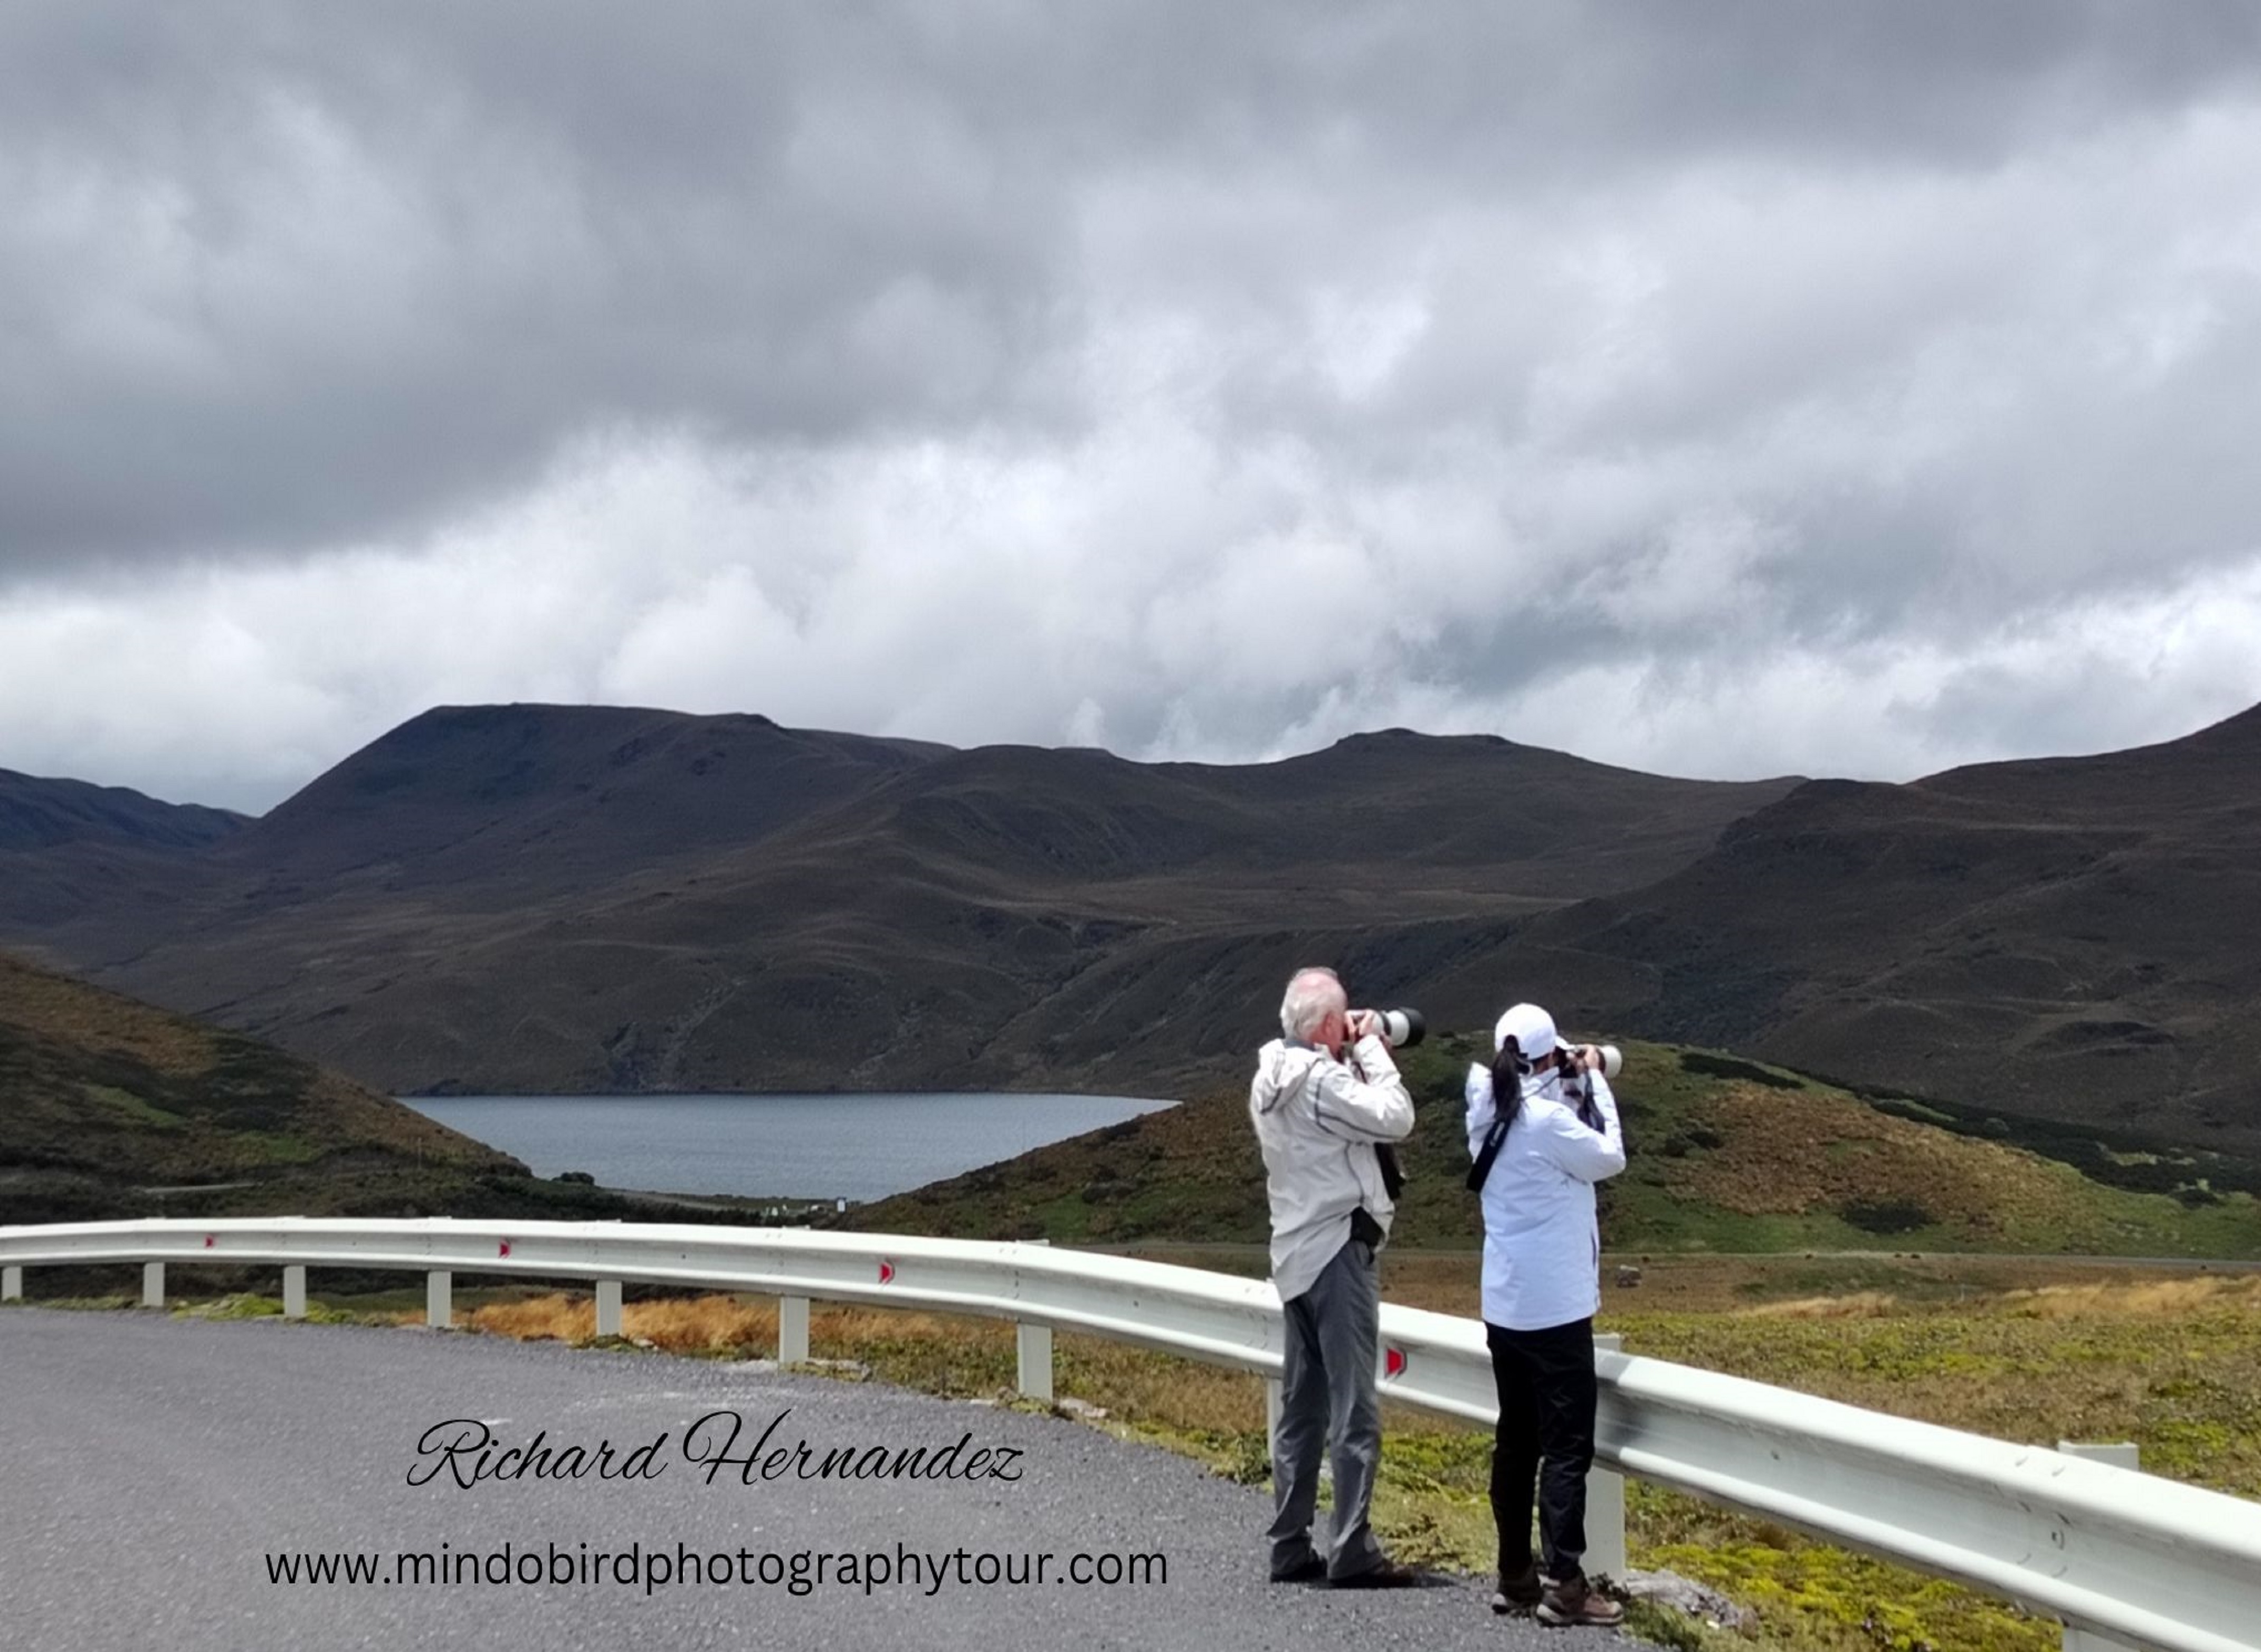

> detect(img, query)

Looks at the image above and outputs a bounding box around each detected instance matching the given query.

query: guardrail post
[142,1261,165,1308]
[282,1266,307,1320]
[426,1270,452,1329]
[1016,1321,1054,1401]
[595,1279,623,1338]
[1586,1333,1628,1581]
[2,1265,21,1301]
[777,1295,810,1363]
[2057,1443,2143,1652]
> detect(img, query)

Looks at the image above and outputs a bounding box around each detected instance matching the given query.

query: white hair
[1279,967,1345,1040]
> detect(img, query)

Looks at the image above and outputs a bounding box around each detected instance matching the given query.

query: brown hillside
[0,950,518,1224]
[0,706,1794,1098]
[1472,702,2261,1149]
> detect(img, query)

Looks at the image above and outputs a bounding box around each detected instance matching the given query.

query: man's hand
[1568,1044,1603,1073]
[1346,1009,1382,1042]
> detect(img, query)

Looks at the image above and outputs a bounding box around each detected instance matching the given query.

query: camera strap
[1466,1117,1510,1194]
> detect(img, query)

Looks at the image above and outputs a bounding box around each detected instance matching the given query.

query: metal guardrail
[4,1217,2257,1651]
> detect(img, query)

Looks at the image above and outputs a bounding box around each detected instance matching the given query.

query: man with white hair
[1247,965,1420,1587]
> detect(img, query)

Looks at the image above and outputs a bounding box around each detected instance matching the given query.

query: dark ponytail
[1489,1038,1528,1131]
[1468,1037,1531,1193]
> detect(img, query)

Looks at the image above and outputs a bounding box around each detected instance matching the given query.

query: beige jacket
[1248,1033,1416,1301]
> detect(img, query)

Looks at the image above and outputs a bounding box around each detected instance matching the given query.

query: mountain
[7,697,2259,1154]
[231,702,947,894]
[1475,702,2261,1150]
[0,770,251,939]
[0,768,246,853]
[0,705,1796,1099]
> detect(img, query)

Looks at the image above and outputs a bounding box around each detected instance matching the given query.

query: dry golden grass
[1669,1081,2109,1240]
[468,1292,778,1349]
[456,1290,1272,1433]
[1996,1273,2261,1318]
[0,954,215,1073]
[1736,1290,1904,1319]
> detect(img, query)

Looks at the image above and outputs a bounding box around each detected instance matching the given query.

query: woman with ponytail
[1463,1001,1626,1627]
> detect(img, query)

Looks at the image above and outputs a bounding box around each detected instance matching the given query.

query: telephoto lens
[1594,1043,1623,1079]
[1376,1008,1427,1048]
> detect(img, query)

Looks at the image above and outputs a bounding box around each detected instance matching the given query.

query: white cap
[1493,1002,1558,1062]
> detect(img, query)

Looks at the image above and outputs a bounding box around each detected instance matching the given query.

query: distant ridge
[3,696,2259,1151]
[0,702,1796,1101]
[0,768,245,853]
[1470,698,2261,1147]
[236,702,949,888]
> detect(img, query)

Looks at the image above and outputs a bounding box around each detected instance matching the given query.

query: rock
[1622,1568,1758,1631]
[1057,1397,1110,1421]
[1615,1265,1644,1288]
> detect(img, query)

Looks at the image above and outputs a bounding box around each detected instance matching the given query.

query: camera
[1370,1008,1426,1048]
[1554,1042,1622,1133]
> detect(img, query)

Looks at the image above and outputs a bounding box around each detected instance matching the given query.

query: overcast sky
[5,2,2260,812]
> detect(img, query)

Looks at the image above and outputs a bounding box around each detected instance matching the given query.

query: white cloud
[3,7,2261,806]
[3,415,2256,810]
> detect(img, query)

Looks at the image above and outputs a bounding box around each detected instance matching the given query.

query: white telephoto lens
[1598,1044,1623,1080]
[1380,1010,1410,1045]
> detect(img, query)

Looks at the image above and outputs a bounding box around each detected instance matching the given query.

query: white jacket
[1248,1034,1416,1302]
[1464,1061,1625,1331]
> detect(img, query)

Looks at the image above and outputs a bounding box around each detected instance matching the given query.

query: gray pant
[1268,1237,1385,1580]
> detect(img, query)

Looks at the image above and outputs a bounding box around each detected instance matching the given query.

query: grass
[843,1032,2261,1259]
[0,951,520,1221]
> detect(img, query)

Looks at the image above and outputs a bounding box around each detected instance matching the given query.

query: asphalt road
[0,1309,1611,1651]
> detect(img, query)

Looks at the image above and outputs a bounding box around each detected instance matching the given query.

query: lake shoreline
[400,1091,1175,1204]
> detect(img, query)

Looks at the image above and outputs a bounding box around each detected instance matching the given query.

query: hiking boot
[1490,1561,1542,1615]
[1537,1573,1625,1628]
[1269,1555,1327,1584]
[1328,1559,1425,1589]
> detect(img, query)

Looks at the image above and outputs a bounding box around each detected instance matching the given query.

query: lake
[398,1091,1174,1202]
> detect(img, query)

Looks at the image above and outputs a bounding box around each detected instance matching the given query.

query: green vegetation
[0,950,510,1222]
[0,952,783,1231]
[845,1030,2261,1258]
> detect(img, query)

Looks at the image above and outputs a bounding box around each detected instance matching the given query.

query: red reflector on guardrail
[203,1235,215,1249]
[498,1241,511,1258]
[1384,1346,1407,1379]
[878,1259,896,1285]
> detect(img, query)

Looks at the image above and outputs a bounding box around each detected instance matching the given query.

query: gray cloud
[3,2,2260,808]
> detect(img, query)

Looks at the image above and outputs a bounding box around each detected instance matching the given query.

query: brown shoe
[1537,1573,1624,1627]
[1490,1561,1542,1614]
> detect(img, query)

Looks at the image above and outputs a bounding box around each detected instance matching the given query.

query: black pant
[1486,1316,1598,1582]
